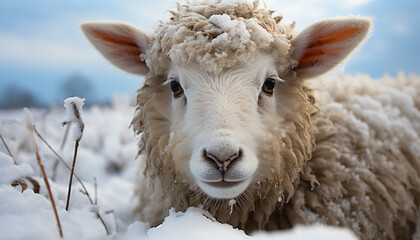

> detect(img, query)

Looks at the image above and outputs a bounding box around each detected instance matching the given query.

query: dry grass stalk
[0,132,17,164]
[26,111,63,238]
[79,189,110,235]
[1,131,41,194]
[105,210,119,233]
[94,177,98,205]
[60,122,71,151]
[11,179,27,192]
[11,177,40,193]
[26,176,41,193]
[64,102,84,211]
[50,121,71,180]
[52,122,71,180]
[34,127,110,235]
[34,128,91,200]
[65,140,80,211]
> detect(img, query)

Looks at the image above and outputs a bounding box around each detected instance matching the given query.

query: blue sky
[0,0,419,106]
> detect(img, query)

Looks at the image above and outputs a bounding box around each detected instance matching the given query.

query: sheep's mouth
[205,180,244,188]
[197,178,252,198]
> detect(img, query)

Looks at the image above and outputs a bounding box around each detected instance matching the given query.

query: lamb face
[81,1,371,202]
[80,4,420,238]
[167,55,280,199]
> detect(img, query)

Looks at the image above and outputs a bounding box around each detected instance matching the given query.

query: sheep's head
[81,1,371,200]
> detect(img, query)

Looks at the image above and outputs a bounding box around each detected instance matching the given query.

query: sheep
[81,0,420,239]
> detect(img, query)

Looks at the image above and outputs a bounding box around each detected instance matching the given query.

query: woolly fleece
[128,1,420,240]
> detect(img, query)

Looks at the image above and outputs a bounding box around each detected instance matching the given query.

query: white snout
[190,133,258,199]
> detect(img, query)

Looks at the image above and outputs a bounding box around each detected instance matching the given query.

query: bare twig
[34,128,93,202]
[51,160,60,181]
[11,177,40,193]
[94,177,98,205]
[60,122,71,151]
[11,179,28,192]
[34,127,110,235]
[52,121,71,180]
[0,132,17,164]
[65,102,84,211]
[32,101,111,235]
[105,210,119,233]
[65,140,80,211]
[79,190,110,235]
[53,122,71,180]
[27,176,40,194]
[26,110,63,238]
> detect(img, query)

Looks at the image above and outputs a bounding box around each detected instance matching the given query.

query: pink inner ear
[296,26,363,69]
[90,28,147,69]
[91,28,138,46]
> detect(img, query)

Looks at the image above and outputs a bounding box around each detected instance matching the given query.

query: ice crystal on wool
[146,0,295,74]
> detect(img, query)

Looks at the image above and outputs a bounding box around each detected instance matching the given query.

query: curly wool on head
[146,0,296,75]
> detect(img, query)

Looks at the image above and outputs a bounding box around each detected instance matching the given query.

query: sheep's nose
[203,149,242,176]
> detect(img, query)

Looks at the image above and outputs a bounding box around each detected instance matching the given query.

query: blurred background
[0,0,418,108]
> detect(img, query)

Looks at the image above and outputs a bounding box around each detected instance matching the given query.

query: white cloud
[0,33,100,68]
[117,0,175,31]
[267,0,373,31]
[343,0,372,7]
[392,22,409,35]
[0,1,176,70]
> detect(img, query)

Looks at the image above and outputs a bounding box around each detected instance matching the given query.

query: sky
[0,0,419,107]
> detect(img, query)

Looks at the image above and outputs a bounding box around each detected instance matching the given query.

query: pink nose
[203,150,242,176]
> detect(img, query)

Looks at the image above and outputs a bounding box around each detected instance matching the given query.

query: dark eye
[262,77,275,95]
[170,80,184,97]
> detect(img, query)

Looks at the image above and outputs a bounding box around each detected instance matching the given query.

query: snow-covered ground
[0,95,357,240]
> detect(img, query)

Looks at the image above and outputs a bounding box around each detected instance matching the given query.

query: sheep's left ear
[292,17,371,79]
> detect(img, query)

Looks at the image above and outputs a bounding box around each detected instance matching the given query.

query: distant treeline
[0,73,107,109]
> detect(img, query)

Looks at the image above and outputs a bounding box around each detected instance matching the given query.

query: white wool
[63,97,85,142]
[147,0,294,74]
[229,199,237,215]
[211,32,229,47]
[247,18,274,46]
[188,0,254,13]
[209,14,251,49]
[164,132,176,154]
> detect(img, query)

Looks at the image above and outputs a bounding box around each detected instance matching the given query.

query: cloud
[0,0,177,70]
[391,21,409,35]
[343,0,372,7]
[0,33,100,69]
[267,0,373,30]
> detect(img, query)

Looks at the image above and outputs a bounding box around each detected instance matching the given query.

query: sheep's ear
[81,22,149,75]
[291,17,371,79]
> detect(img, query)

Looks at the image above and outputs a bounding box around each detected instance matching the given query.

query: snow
[0,152,33,184]
[209,14,251,49]
[253,225,358,240]
[0,95,357,239]
[63,97,85,142]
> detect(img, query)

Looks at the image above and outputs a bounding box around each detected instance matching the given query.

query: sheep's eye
[170,80,184,97]
[262,77,275,95]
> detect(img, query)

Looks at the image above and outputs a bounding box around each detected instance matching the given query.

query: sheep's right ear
[81,22,149,75]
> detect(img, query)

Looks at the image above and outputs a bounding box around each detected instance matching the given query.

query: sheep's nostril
[203,149,242,175]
